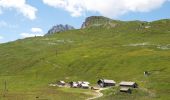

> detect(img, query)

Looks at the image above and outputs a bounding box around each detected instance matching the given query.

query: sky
[0,0,170,43]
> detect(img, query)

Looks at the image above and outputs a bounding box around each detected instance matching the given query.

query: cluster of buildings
[97,79,138,93]
[55,79,138,93]
[69,81,90,89]
[56,80,90,89]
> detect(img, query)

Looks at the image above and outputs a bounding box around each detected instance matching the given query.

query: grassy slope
[0,18,170,100]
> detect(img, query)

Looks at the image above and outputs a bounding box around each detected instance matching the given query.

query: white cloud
[42,0,169,18]
[31,28,43,33]
[20,27,44,38]
[0,0,37,20]
[20,32,43,38]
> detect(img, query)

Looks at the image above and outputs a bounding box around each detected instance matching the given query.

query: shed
[77,81,90,87]
[72,83,78,88]
[80,83,89,89]
[77,81,90,85]
[119,81,138,88]
[77,81,83,87]
[97,79,116,87]
[120,87,131,93]
[69,82,78,88]
[57,80,65,86]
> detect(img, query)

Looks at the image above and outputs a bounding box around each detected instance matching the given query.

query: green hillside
[0,16,170,100]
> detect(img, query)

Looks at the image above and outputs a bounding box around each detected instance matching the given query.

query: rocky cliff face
[81,16,113,29]
[46,24,75,35]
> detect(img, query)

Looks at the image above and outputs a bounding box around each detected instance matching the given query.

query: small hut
[69,82,78,88]
[77,81,83,85]
[77,81,90,85]
[80,83,89,89]
[97,79,116,87]
[120,87,131,93]
[77,81,90,87]
[119,81,138,88]
[72,83,78,88]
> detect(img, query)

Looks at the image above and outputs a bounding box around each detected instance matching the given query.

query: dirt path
[86,88,108,100]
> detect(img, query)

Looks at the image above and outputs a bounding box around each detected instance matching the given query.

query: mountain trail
[86,88,108,100]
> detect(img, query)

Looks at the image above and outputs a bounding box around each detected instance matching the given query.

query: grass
[97,87,154,100]
[0,17,170,99]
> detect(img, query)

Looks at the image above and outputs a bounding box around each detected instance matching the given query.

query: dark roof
[119,81,136,86]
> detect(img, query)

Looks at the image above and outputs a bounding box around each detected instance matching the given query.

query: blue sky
[0,0,170,43]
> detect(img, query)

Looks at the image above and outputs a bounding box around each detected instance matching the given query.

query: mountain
[0,16,170,100]
[46,24,75,35]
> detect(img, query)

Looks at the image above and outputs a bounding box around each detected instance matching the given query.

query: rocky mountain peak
[46,24,75,35]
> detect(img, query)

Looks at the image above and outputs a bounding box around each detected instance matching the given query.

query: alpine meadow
[0,16,170,100]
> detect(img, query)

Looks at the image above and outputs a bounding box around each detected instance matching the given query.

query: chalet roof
[81,83,89,87]
[100,79,116,84]
[72,83,78,87]
[82,81,90,85]
[119,81,136,86]
[77,81,90,85]
[59,81,65,84]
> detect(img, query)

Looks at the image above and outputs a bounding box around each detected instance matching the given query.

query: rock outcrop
[81,16,113,29]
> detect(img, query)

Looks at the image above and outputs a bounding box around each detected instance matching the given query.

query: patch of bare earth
[86,88,109,100]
